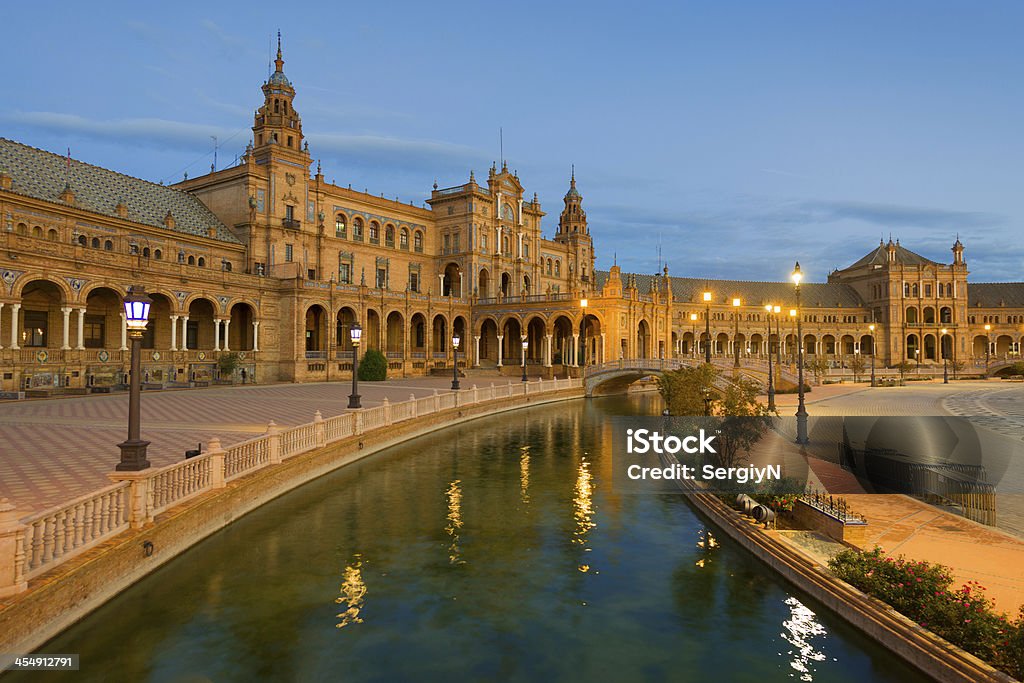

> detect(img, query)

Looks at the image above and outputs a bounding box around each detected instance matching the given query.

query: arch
[905,306,918,324]
[502,317,524,364]
[525,316,546,363]
[78,235,88,247]
[399,227,409,249]
[749,333,763,356]
[187,297,218,350]
[104,240,113,251]
[410,312,427,354]
[228,302,256,351]
[523,274,531,296]
[923,333,937,361]
[923,306,935,324]
[384,224,395,248]
[442,262,461,297]
[188,255,196,266]
[17,279,68,348]
[940,306,953,324]
[500,272,512,297]
[47,228,58,241]
[83,287,122,349]
[154,249,163,260]
[385,311,404,355]
[368,220,380,243]
[821,334,836,355]
[336,306,357,353]
[91,237,101,249]
[637,319,651,359]
[478,317,499,363]
[365,308,381,350]
[860,334,874,355]
[803,333,817,356]
[352,216,364,240]
[552,315,573,364]
[452,316,468,359]
[16,222,27,235]
[12,274,73,302]
[840,334,855,356]
[939,332,953,361]
[478,268,490,299]
[996,334,1014,356]
[432,314,448,353]
[583,312,602,364]
[906,333,920,363]
[144,292,174,350]
[973,335,988,359]
[304,304,327,354]
[142,247,151,258]
[197,257,206,268]
[715,332,729,355]
[335,213,347,237]
[413,230,423,252]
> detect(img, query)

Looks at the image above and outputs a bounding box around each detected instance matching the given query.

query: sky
[4,1,1022,283]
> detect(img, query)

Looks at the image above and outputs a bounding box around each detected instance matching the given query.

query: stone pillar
[214,319,222,351]
[222,318,231,351]
[496,334,504,367]
[10,303,20,350]
[207,438,226,489]
[266,421,282,464]
[601,332,606,364]
[0,499,28,597]
[544,334,552,367]
[0,303,4,350]
[473,335,481,367]
[61,307,72,350]
[252,321,260,351]
[180,316,189,351]
[313,410,325,447]
[107,471,152,529]
[119,313,128,351]
[170,315,178,351]
[571,333,579,367]
[76,308,86,350]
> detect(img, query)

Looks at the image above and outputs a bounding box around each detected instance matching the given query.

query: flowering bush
[754,493,799,512]
[829,547,1024,678]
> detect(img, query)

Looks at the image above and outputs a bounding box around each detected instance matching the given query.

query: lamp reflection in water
[573,457,596,573]
[445,479,464,565]
[781,596,829,682]
[694,527,719,568]
[335,553,367,629]
[520,446,530,504]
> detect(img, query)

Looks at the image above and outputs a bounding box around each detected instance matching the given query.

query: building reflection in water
[694,527,719,568]
[520,446,530,504]
[780,596,829,681]
[335,554,367,630]
[573,458,596,572]
[445,479,464,565]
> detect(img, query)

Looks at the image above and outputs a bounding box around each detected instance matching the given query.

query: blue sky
[4,1,1022,282]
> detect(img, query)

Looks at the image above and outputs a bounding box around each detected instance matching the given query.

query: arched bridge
[583,358,793,397]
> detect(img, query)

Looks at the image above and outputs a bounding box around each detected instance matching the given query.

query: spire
[275,30,284,73]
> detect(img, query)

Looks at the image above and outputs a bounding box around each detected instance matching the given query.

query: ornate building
[0,42,1022,395]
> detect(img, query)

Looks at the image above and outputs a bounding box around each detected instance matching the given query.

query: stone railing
[0,377,582,597]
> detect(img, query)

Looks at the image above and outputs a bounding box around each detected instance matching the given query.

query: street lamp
[773,305,782,387]
[703,290,712,364]
[914,348,920,372]
[789,309,797,367]
[868,323,876,387]
[984,323,992,374]
[580,298,589,367]
[941,327,949,383]
[451,332,461,390]
[348,323,362,409]
[792,262,808,445]
[764,304,775,411]
[732,297,742,368]
[690,313,698,358]
[117,286,152,471]
[521,334,529,382]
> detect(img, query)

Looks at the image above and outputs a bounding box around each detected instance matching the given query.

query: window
[414,231,423,253]
[105,240,113,251]
[77,235,87,246]
[23,311,48,347]
[353,217,364,241]
[336,214,347,238]
[369,221,380,244]
[481,234,488,251]
[924,284,932,297]
[339,262,352,284]
[546,259,552,275]
[376,267,387,289]
[47,229,58,241]
[188,255,196,266]
[155,249,162,260]
[198,257,206,268]
[308,268,317,280]
[142,247,150,258]
[453,232,460,252]
[84,314,105,348]
[385,225,395,247]
[400,228,409,249]
[409,271,420,292]
[523,241,529,259]
[91,237,100,249]
[443,234,450,253]
[287,135,293,148]
[554,260,561,277]
[223,261,232,272]
[285,244,294,262]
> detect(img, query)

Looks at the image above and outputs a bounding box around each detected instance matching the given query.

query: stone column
[252,321,260,351]
[119,313,128,351]
[601,332,606,364]
[61,307,72,350]
[214,319,222,351]
[0,302,4,349]
[180,316,189,351]
[571,333,579,367]
[170,315,179,351]
[496,334,504,367]
[10,304,20,350]
[76,308,86,350]
[473,335,481,367]
[544,334,552,367]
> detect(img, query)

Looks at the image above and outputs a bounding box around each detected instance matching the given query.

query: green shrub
[828,547,1024,677]
[357,349,387,381]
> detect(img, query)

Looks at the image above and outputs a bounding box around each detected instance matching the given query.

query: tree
[950,359,967,377]
[894,360,914,382]
[849,354,866,382]
[217,352,240,379]
[358,349,388,381]
[804,357,830,384]
[657,363,720,416]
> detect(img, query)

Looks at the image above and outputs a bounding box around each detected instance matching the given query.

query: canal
[21,395,931,682]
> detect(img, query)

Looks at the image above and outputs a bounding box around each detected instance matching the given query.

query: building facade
[0,44,1022,395]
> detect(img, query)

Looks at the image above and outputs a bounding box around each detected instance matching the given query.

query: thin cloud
[803,199,1004,231]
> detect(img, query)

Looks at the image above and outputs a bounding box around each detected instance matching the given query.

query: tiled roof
[968,283,1024,308]
[0,138,239,244]
[595,271,864,309]
[844,241,938,269]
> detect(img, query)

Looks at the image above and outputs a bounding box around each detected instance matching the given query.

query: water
[19,395,930,682]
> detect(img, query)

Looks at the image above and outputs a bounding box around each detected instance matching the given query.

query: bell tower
[252,32,304,156]
[554,167,596,293]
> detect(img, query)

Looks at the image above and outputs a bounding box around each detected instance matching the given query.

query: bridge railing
[2,377,583,596]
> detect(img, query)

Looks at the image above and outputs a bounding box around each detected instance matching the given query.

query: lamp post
[868,323,876,387]
[703,291,712,364]
[117,286,152,471]
[941,327,949,383]
[789,309,797,367]
[915,348,920,372]
[984,323,991,374]
[580,298,589,367]
[348,323,362,409]
[792,262,808,445]
[451,332,461,390]
[764,304,775,411]
[732,297,742,368]
[690,313,698,358]
[773,305,782,385]
[521,335,528,382]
